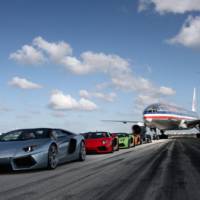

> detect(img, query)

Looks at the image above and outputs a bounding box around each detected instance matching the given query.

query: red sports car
[82,132,114,153]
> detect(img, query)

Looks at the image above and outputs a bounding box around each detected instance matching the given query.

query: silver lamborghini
[0,128,86,171]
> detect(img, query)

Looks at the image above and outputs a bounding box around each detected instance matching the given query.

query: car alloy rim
[49,145,58,168]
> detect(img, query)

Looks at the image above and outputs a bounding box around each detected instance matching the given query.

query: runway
[1,138,200,200]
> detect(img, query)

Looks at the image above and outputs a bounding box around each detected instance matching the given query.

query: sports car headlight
[23,145,37,152]
[102,140,107,145]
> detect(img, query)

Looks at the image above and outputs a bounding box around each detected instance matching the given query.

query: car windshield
[117,133,128,138]
[0,129,50,142]
[86,132,109,139]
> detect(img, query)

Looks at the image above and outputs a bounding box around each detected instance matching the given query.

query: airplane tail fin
[192,88,197,112]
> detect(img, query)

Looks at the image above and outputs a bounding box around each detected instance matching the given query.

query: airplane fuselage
[143,103,199,131]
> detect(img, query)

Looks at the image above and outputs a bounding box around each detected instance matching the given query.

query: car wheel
[79,141,86,161]
[48,144,58,169]
[130,138,133,147]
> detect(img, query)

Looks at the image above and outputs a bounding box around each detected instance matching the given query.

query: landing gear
[150,128,159,140]
[195,125,200,138]
[159,134,168,139]
[150,128,157,133]
[150,128,168,139]
[159,130,168,139]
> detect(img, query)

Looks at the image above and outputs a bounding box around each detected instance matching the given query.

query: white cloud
[134,86,176,110]
[110,70,176,101]
[159,86,176,95]
[111,72,154,93]
[138,0,200,14]
[49,90,97,111]
[79,90,90,99]
[136,94,159,107]
[33,36,72,62]
[79,98,98,111]
[79,90,117,102]
[32,37,137,93]
[138,0,151,12]
[9,76,42,89]
[10,37,176,110]
[60,51,130,75]
[167,16,200,48]
[93,92,116,102]
[9,45,45,65]
[11,37,129,75]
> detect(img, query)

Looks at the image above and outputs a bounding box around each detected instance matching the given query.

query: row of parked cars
[81,132,142,154]
[0,128,151,171]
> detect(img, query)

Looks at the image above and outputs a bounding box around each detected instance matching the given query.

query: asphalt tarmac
[1,138,200,200]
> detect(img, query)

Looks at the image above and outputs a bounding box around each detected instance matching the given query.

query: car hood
[118,137,128,141]
[85,138,111,146]
[0,139,50,158]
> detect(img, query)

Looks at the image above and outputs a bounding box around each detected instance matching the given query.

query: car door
[61,130,78,161]
[52,129,70,161]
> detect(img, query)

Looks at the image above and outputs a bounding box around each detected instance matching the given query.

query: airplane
[103,88,200,139]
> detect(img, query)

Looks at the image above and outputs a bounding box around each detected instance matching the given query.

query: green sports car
[116,133,134,149]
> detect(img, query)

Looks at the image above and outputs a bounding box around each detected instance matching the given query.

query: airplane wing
[102,120,144,125]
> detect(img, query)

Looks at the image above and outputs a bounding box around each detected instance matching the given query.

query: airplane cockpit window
[151,108,157,113]
[146,105,158,113]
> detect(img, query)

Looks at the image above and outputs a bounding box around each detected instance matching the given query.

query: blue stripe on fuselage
[143,111,198,118]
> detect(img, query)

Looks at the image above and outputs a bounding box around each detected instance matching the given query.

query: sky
[1,0,200,133]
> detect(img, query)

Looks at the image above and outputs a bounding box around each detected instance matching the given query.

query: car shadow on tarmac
[0,158,85,175]
[0,167,47,175]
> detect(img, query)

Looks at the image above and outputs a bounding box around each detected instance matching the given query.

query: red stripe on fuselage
[144,115,193,120]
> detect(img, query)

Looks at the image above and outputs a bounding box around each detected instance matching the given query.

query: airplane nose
[143,115,153,122]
